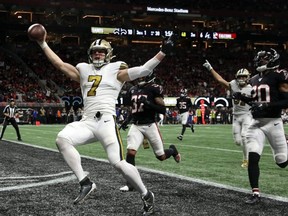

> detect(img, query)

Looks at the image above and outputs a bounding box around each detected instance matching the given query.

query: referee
[0,98,22,141]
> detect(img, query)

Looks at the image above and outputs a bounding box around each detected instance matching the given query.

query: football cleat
[141,191,155,215]
[177,135,183,141]
[169,145,181,163]
[241,160,248,168]
[245,193,260,205]
[73,182,96,205]
[120,185,134,192]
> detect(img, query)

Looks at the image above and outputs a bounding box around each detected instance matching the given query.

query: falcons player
[176,89,194,141]
[34,24,177,215]
[119,73,181,192]
[203,61,253,168]
[233,48,288,204]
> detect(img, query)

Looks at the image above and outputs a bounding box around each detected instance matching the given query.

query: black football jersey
[176,97,192,114]
[128,83,164,124]
[249,69,288,118]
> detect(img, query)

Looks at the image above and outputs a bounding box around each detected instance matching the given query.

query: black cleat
[18,138,22,141]
[245,194,260,204]
[169,144,181,163]
[191,127,194,133]
[73,182,96,205]
[141,191,155,215]
[177,135,183,141]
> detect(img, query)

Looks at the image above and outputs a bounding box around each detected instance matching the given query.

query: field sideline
[1,123,288,200]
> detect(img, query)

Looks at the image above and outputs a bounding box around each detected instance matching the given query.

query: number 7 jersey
[76,61,127,118]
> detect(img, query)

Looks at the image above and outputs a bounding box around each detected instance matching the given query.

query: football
[27,23,46,41]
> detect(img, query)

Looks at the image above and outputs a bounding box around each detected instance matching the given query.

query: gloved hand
[250,102,269,113]
[203,60,213,71]
[161,33,178,54]
[232,92,243,100]
[139,96,150,105]
[119,121,129,131]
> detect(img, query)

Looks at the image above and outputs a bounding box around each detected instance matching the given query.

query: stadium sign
[147,6,189,14]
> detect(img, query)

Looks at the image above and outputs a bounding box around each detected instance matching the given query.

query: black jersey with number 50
[249,69,288,118]
[128,83,164,124]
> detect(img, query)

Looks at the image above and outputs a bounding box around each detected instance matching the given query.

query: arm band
[37,41,48,49]
[127,57,161,81]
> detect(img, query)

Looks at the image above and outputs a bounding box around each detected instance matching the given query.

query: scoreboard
[91,27,237,40]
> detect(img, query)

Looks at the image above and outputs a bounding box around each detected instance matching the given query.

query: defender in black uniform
[119,73,181,192]
[0,98,22,141]
[176,89,194,141]
[233,48,288,204]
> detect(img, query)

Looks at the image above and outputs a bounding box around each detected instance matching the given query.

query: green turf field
[2,123,288,198]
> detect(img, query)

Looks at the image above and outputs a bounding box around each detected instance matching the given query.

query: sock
[248,152,260,189]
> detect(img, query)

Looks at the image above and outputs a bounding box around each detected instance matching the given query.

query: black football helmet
[254,48,280,73]
[180,89,187,97]
[137,72,156,86]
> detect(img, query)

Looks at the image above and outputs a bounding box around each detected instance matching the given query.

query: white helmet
[235,68,250,86]
[88,39,114,68]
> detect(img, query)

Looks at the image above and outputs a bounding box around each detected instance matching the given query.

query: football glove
[232,92,243,100]
[139,96,150,105]
[203,60,213,71]
[250,102,269,113]
[119,121,129,131]
[160,33,177,54]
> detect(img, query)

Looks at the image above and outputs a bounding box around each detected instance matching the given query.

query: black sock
[248,152,260,189]
[126,154,135,166]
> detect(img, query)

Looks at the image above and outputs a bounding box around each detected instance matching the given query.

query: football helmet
[254,48,280,73]
[180,89,187,97]
[88,39,114,68]
[235,68,250,86]
[138,72,156,86]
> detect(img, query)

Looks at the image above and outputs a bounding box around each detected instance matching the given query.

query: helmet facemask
[138,72,156,86]
[180,89,187,97]
[254,48,280,73]
[88,39,114,68]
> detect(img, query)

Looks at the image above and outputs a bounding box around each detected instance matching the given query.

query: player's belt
[132,120,154,125]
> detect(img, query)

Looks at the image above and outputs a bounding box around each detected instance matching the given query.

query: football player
[233,48,288,204]
[203,61,253,168]
[0,98,22,141]
[119,73,181,192]
[34,25,177,215]
[176,89,194,141]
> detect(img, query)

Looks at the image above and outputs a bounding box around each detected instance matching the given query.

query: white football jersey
[76,61,127,118]
[229,79,252,115]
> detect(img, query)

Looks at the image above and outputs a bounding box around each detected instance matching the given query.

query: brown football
[27,23,46,41]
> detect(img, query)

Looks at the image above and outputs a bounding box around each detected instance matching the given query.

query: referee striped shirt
[3,105,18,118]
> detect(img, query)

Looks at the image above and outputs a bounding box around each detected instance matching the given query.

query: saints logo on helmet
[88,39,114,68]
[235,68,250,87]
[254,48,280,73]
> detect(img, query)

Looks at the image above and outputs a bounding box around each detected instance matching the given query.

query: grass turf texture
[1,123,288,198]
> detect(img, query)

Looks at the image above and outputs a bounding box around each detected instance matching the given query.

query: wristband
[38,41,48,49]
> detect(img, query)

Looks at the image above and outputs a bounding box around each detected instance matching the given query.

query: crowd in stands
[1,41,288,105]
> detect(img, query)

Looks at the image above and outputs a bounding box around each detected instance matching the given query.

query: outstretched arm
[203,60,229,89]
[36,32,80,83]
[117,34,177,82]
